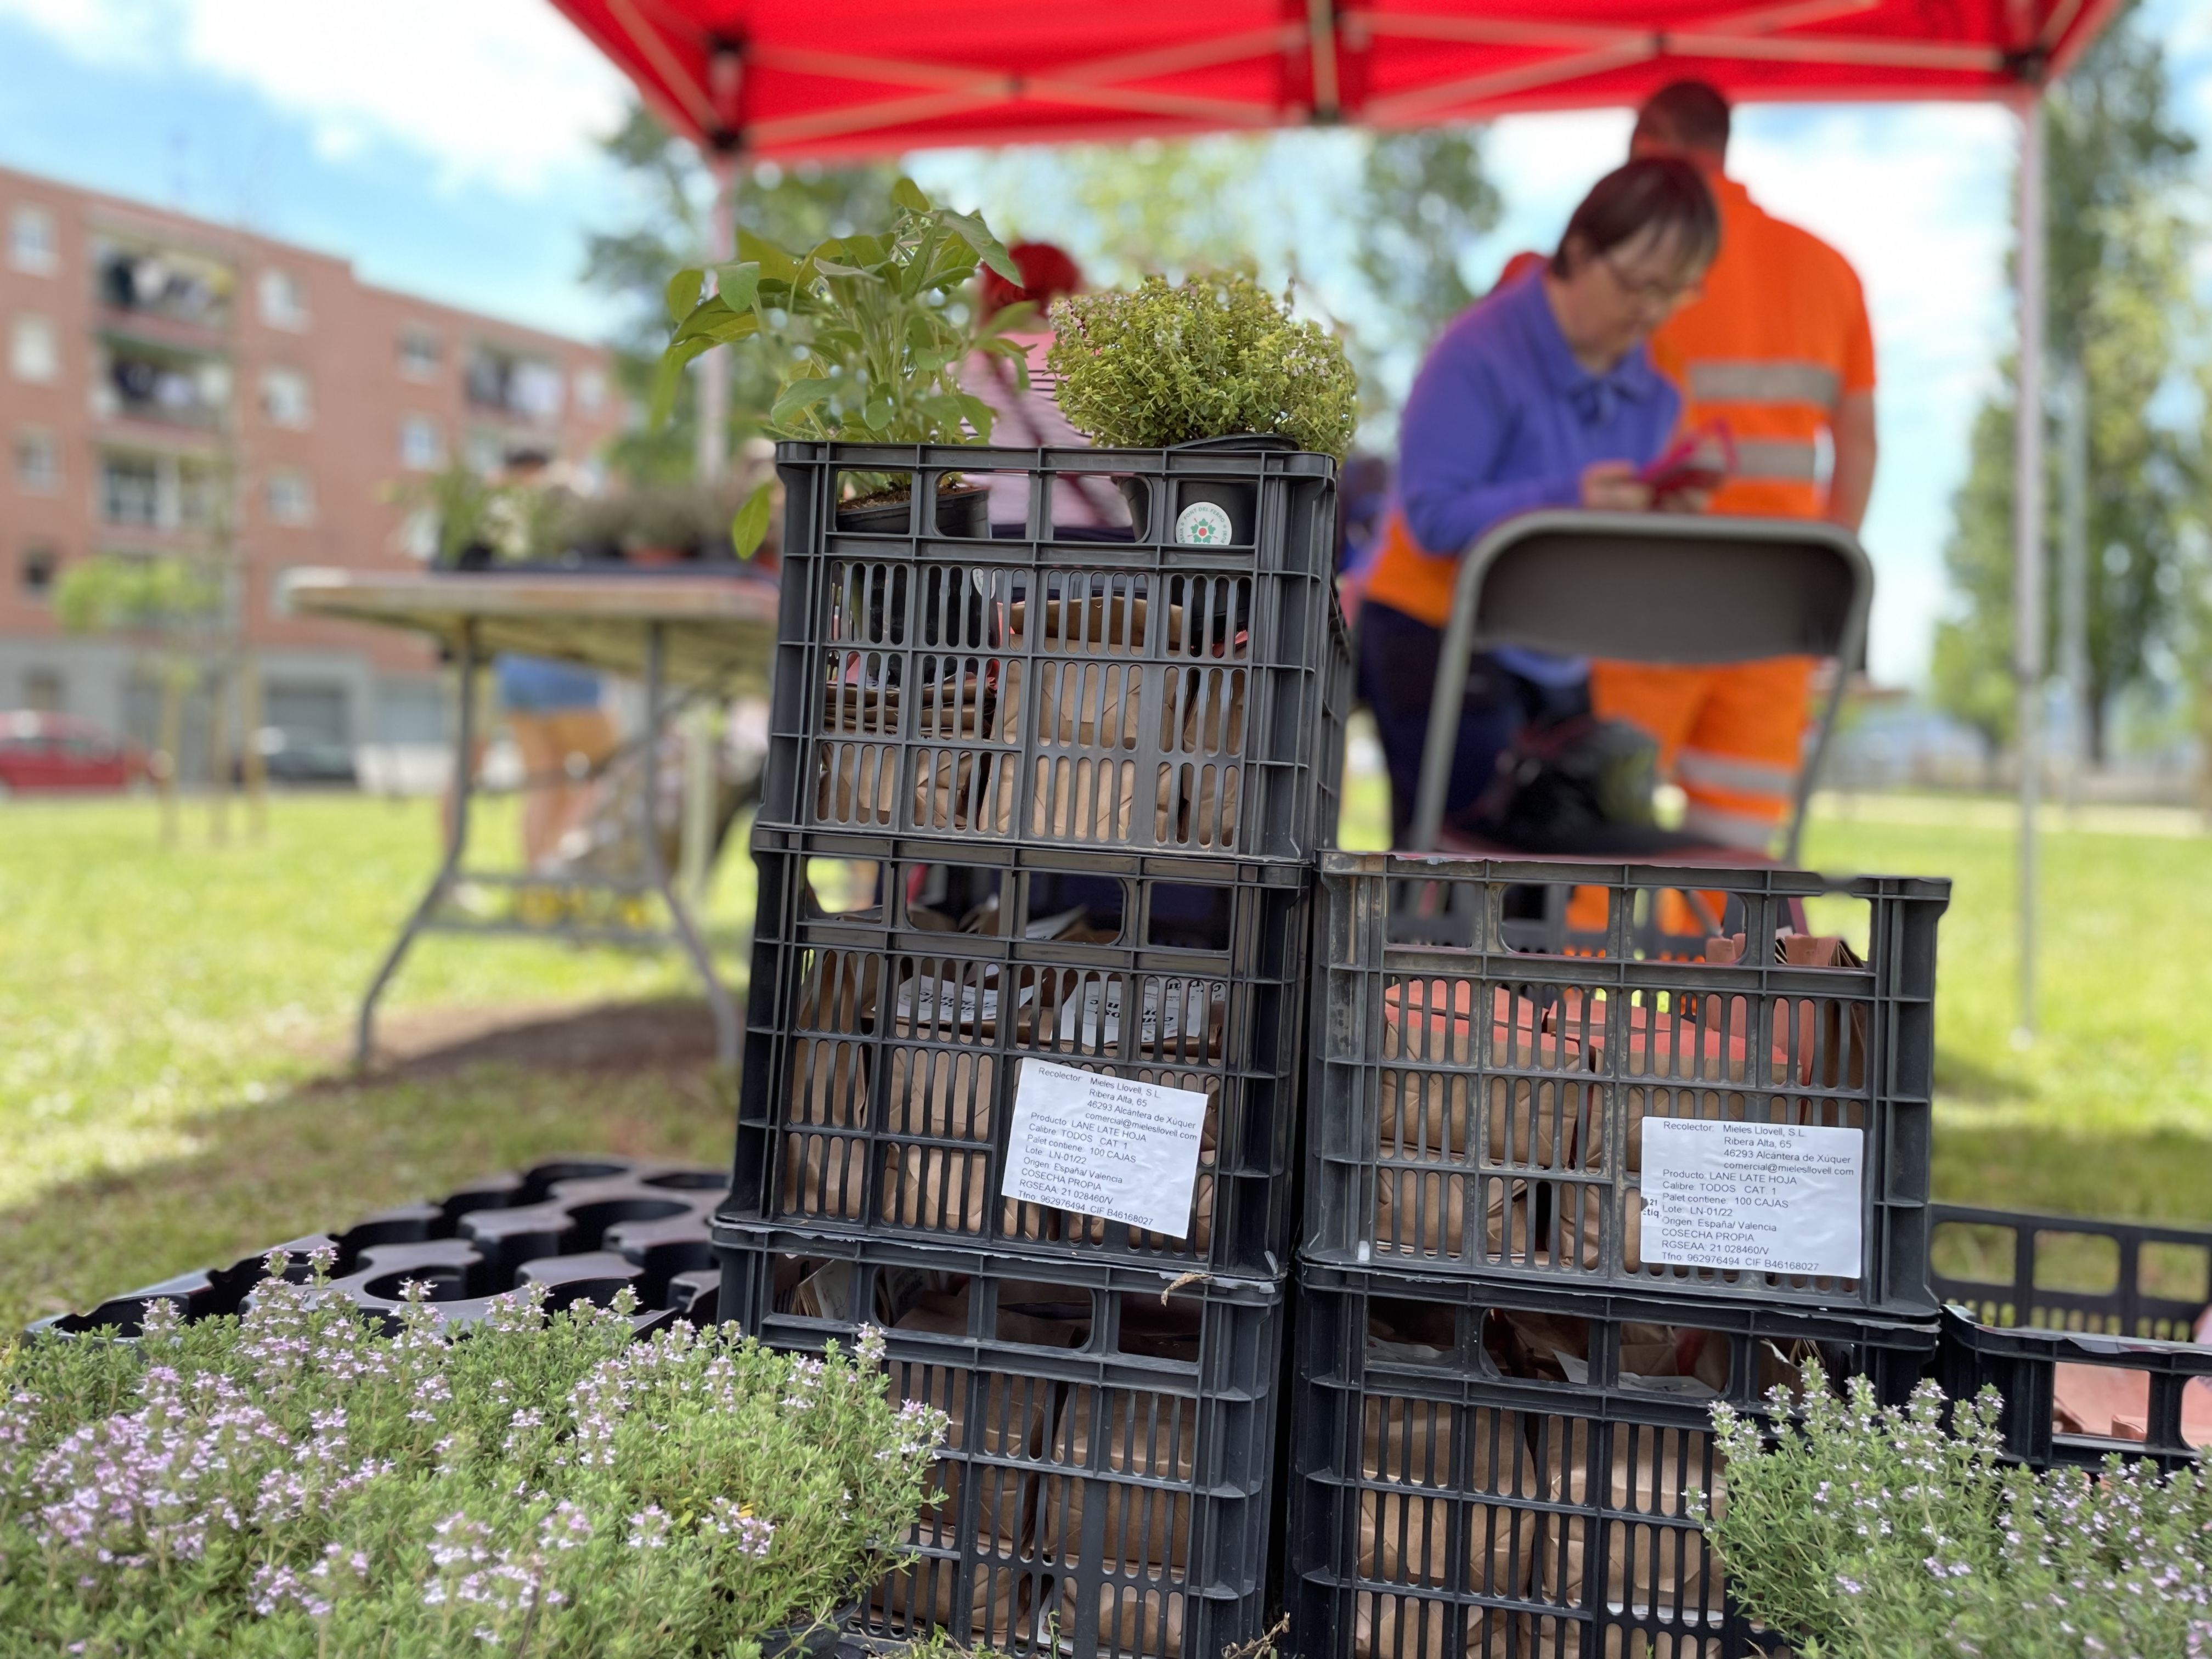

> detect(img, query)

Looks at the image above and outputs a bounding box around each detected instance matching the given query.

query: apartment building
[0,163,621,765]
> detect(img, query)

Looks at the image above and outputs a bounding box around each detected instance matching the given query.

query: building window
[399,328,441,380]
[464,430,505,478]
[575,367,606,415]
[21,544,58,600]
[466,343,563,422]
[99,453,161,526]
[266,469,314,526]
[257,267,307,330]
[11,315,58,383]
[399,415,443,471]
[15,428,58,492]
[9,206,58,275]
[398,507,439,562]
[261,367,312,428]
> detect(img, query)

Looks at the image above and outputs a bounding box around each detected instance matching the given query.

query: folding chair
[1399,510,1872,954]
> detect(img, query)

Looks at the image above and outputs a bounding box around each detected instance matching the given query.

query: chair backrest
[1462,510,1871,666]
[1407,510,1875,860]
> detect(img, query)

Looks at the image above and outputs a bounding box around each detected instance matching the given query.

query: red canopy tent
[547,0,2126,1036]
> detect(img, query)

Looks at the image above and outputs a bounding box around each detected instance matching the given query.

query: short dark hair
[1634,80,1733,155]
[1549,156,1719,281]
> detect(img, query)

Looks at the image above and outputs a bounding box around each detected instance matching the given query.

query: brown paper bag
[781,949,880,1222]
[1534,1422,1725,1658]
[1058,1578,1184,1659]
[1041,1388,1197,1572]
[1353,1395,1534,1659]
[1370,1169,1536,1264]
[872,1294,1082,1642]
[1376,984,1577,1169]
[1163,663,1247,850]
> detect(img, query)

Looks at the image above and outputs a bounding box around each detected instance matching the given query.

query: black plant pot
[836,482,990,539]
[758,1604,856,1659]
[1118,432,1299,545]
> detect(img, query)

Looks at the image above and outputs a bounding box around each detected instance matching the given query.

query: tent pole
[2059,357,2089,814]
[2012,88,2047,1045]
[696,150,738,482]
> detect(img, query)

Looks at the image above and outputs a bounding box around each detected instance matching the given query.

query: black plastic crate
[729,831,1311,1276]
[1929,1203,2212,1469]
[714,1222,1286,1658]
[1930,1201,2212,1339]
[1306,853,1949,1317]
[1286,1262,1939,1659]
[759,441,1349,861]
[35,1158,728,1336]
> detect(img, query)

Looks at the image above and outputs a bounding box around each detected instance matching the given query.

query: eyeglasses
[1599,250,1703,311]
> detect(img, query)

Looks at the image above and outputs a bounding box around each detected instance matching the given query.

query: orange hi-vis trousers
[1567,656,1814,938]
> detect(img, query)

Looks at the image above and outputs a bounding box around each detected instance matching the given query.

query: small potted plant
[1047,271,1358,543]
[658,180,1032,544]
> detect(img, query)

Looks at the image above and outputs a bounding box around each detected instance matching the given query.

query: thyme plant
[1046,273,1357,459]
[0,1249,944,1658]
[1703,1358,2212,1658]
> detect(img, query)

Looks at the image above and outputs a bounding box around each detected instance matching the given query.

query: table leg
[356,626,479,1071]
[639,623,740,1069]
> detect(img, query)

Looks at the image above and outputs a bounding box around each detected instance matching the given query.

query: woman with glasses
[1354,156,1719,846]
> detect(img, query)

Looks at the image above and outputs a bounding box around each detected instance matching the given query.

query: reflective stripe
[1681,800,1782,852]
[1688,360,1842,409]
[1675,746,1798,797]
[1733,439,1820,482]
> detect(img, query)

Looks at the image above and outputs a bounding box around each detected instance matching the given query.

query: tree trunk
[239,652,267,841]
[155,668,184,850]
[207,663,232,846]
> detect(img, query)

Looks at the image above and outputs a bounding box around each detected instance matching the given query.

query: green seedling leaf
[649,336,714,428]
[711,260,760,312]
[771,376,837,425]
[862,394,895,431]
[938,206,1022,284]
[737,228,803,284]
[665,267,704,325]
[729,482,774,561]
[891,176,931,213]
[954,392,1000,439]
[813,257,879,281]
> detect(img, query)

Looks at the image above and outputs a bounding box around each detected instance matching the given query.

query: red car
[0,712,146,794]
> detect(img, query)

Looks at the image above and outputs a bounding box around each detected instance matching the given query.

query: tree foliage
[1931,4,2205,760]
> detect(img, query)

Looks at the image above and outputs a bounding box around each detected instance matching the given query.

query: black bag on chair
[1465,714,1692,856]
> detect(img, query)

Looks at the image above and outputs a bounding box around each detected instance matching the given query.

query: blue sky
[2,0,2206,685]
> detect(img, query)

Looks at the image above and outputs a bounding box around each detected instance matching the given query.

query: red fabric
[980,242,1084,315]
[550,0,2124,160]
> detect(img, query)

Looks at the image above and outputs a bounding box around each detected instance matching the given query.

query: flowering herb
[0,1257,945,1656]
[1047,272,1358,459]
[1703,1358,2212,1658]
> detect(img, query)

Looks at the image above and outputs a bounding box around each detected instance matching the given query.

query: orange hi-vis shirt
[1649,172,1875,520]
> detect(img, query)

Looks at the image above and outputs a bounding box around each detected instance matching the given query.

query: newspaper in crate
[1001,1059,1209,1238]
[1055,976,1219,1048]
[893,975,1038,1029]
[1639,1119,1864,1279]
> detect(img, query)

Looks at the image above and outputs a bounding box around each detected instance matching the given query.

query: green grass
[5,778,2212,1331]
[0,795,752,1329]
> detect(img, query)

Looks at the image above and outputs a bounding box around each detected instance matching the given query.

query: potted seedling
[1047,271,1357,543]
[658,179,1033,547]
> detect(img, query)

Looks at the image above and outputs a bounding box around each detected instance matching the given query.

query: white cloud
[0,0,631,194]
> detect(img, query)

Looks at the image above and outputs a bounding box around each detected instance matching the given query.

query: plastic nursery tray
[1929,1203,2212,1469]
[1285,1262,1940,1659]
[1305,852,1950,1317]
[713,1222,1288,1659]
[728,831,1311,1277]
[759,441,1349,862]
[33,1157,728,1337]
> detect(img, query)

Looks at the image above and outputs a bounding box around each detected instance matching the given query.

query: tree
[1930,3,2204,763]
[582,104,894,481]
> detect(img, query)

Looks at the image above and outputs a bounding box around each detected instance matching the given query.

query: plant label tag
[1175,501,1233,545]
[1639,1119,1864,1278]
[1001,1059,1207,1238]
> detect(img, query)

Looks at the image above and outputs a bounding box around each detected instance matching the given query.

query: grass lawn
[6,777,2212,1329]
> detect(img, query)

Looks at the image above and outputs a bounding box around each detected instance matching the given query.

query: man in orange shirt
[1592,81,1878,854]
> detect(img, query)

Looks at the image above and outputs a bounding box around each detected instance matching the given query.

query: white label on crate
[1639,1119,1864,1278]
[1001,1059,1207,1237]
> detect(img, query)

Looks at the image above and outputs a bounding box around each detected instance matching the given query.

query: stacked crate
[1288,852,1952,1659]
[713,441,1351,1658]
